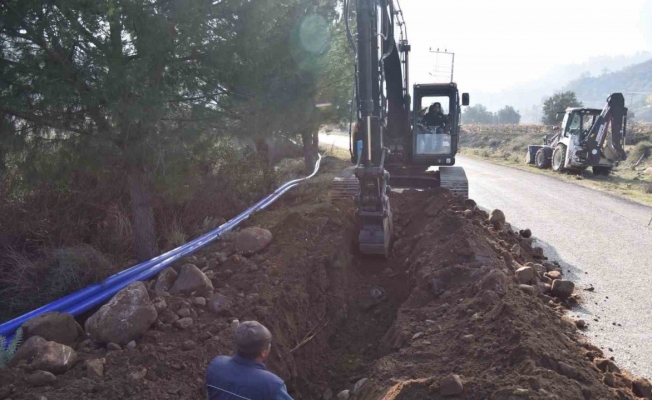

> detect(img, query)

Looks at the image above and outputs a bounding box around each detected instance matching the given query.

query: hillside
[565,58,652,121]
[471,51,652,123]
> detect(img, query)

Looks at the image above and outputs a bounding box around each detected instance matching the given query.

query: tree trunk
[302,131,315,173]
[127,169,158,261]
[254,135,275,191]
[302,127,319,173]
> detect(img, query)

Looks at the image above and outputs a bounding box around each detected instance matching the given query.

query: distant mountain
[471,51,652,123]
[564,58,652,122]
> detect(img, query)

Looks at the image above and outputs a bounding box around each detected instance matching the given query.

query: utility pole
[428,48,455,82]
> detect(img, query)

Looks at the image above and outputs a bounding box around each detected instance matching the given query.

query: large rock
[86,358,104,378]
[29,341,78,374]
[551,280,575,299]
[8,336,48,368]
[21,312,82,346]
[208,293,232,316]
[26,370,57,387]
[595,358,621,374]
[515,266,534,284]
[479,269,508,294]
[169,264,213,296]
[632,377,652,398]
[10,336,47,361]
[154,267,179,294]
[440,374,464,396]
[352,378,369,395]
[174,317,194,330]
[546,271,562,280]
[235,227,273,255]
[85,281,158,345]
[9,336,77,374]
[488,209,506,229]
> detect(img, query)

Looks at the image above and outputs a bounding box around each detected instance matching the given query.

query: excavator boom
[343,0,470,256]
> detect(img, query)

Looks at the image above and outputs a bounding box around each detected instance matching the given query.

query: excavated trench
[2,188,648,400]
[251,192,419,399]
[286,248,413,399]
[271,188,490,399]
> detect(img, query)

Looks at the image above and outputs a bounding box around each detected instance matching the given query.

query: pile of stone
[1,226,272,394]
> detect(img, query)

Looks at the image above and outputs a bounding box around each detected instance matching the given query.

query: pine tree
[0,0,238,260]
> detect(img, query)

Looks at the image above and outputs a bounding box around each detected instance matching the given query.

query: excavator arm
[584,93,627,164]
[352,0,410,256]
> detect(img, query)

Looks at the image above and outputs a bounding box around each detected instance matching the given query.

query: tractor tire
[535,148,551,169]
[552,145,566,172]
[592,166,611,176]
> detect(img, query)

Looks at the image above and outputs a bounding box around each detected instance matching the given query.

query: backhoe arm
[585,93,627,164]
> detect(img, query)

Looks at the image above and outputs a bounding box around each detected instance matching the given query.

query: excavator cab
[412,83,469,166]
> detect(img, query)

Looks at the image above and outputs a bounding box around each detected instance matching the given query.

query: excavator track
[337,166,469,200]
[439,166,469,199]
[330,167,359,199]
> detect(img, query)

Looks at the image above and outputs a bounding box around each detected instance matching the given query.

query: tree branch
[0,105,89,136]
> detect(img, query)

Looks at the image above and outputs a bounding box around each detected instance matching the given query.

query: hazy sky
[400,0,652,93]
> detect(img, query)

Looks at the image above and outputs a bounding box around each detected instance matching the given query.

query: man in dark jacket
[206,321,294,400]
[423,102,448,129]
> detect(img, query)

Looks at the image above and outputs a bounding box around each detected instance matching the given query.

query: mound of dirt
[357,189,644,399]
[1,186,649,400]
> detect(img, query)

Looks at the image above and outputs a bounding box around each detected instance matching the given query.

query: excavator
[336,0,470,257]
[526,93,628,175]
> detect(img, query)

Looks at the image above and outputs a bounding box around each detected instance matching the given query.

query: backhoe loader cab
[525,93,627,174]
[412,83,469,166]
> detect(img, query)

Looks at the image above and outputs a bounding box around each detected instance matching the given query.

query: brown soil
[1,182,648,400]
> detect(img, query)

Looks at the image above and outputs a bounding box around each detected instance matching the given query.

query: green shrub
[628,141,652,166]
[0,245,114,322]
[0,327,23,369]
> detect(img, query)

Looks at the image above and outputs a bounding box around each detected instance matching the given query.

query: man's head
[429,102,442,114]
[235,321,272,361]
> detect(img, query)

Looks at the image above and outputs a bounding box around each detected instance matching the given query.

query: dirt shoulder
[459,124,652,206]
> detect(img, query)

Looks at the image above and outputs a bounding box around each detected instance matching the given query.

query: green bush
[0,327,23,369]
[0,245,114,322]
[628,141,652,166]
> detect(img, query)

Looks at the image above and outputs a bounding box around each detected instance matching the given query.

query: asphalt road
[320,133,652,379]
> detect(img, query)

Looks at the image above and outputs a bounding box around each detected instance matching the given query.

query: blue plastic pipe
[65,155,322,315]
[0,155,321,337]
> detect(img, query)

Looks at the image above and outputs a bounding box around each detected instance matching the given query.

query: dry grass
[0,138,307,322]
[627,141,652,167]
[163,215,188,250]
[0,245,115,321]
[643,183,652,194]
[459,123,652,205]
